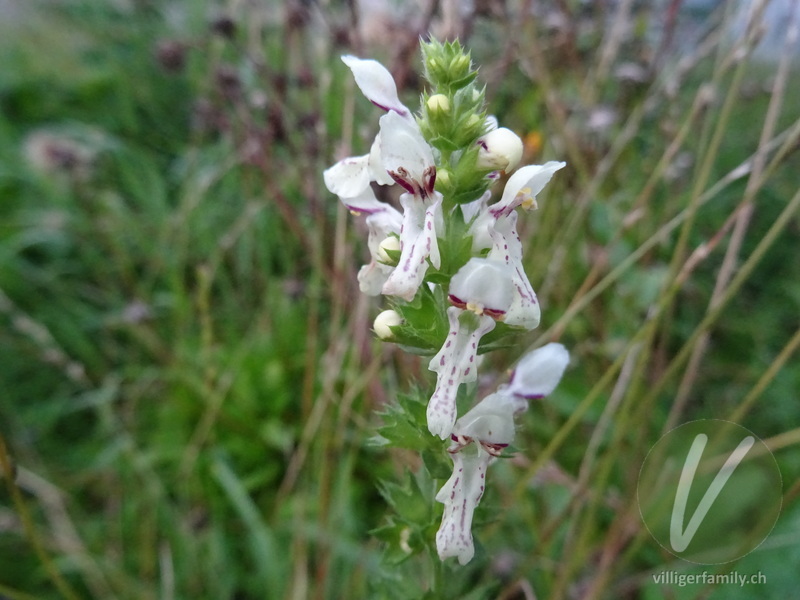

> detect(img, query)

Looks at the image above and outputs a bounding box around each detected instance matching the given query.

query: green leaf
[389,284,449,354]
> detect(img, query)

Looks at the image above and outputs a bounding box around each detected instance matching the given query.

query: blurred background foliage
[1,0,799,598]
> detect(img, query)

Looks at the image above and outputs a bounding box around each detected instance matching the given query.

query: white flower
[426,258,520,439]
[448,257,514,319]
[435,342,570,565]
[381,190,443,301]
[323,56,425,201]
[450,391,524,449]
[476,127,524,172]
[450,343,569,450]
[494,161,567,216]
[427,307,495,439]
[435,445,491,565]
[464,161,566,329]
[377,111,442,301]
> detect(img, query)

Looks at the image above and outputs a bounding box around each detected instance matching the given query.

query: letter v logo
[669,433,755,552]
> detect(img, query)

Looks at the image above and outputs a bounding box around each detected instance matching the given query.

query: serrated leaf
[421,448,452,480]
[430,135,460,152]
[376,395,428,450]
[476,321,524,354]
[388,284,449,353]
[377,471,430,523]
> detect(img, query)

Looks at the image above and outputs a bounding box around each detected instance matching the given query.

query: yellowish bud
[373,309,402,340]
[377,236,401,264]
[426,94,451,114]
[476,127,524,172]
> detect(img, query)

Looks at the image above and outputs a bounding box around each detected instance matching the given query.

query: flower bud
[435,168,452,188]
[449,54,471,78]
[377,236,401,264]
[426,93,451,114]
[373,309,402,339]
[465,114,482,130]
[476,127,523,172]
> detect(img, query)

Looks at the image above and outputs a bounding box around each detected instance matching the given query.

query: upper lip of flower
[447,257,515,319]
[341,55,411,117]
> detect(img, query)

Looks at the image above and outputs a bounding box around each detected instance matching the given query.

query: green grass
[1,1,799,598]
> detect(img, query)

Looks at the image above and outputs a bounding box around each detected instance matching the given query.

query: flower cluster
[324,40,568,565]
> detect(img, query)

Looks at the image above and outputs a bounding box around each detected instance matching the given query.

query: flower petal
[448,257,514,319]
[357,203,403,295]
[495,161,566,216]
[507,342,570,399]
[342,55,410,116]
[427,307,496,439]
[323,154,372,199]
[335,186,392,215]
[487,211,541,329]
[452,391,523,446]
[435,446,492,565]
[368,133,395,186]
[378,111,435,190]
[381,192,442,301]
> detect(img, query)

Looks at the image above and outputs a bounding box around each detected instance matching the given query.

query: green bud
[465,114,482,130]
[449,54,471,79]
[421,38,477,90]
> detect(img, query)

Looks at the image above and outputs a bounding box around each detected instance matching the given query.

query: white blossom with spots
[427,307,496,439]
[435,343,570,564]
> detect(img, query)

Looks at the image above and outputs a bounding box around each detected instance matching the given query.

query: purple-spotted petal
[435,445,492,565]
[487,211,541,329]
[381,192,442,301]
[341,55,410,116]
[427,307,496,439]
[507,343,570,399]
